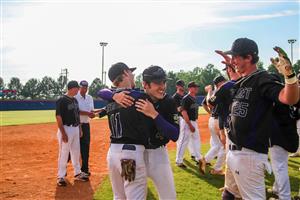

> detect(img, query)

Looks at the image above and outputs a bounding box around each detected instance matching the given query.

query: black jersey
[147,94,179,148]
[172,92,184,116]
[271,102,299,153]
[202,95,219,118]
[182,94,199,121]
[228,70,284,154]
[106,89,151,145]
[55,95,80,126]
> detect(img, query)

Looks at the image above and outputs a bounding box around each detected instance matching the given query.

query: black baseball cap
[176,80,185,87]
[108,62,136,82]
[67,80,80,90]
[224,38,259,56]
[187,81,199,88]
[142,65,167,83]
[80,80,88,87]
[213,75,226,85]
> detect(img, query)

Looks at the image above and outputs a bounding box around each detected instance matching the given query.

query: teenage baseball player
[55,80,89,187]
[220,38,299,200]
[101,62,151,200]
[268,74,299,200]
[201,76,227,175]
[176,81,203,173]
[75,80,96,176]
[290,74,300,158]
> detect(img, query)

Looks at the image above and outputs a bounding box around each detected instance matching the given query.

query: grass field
[0,107,208,126]
[93,145,300,200]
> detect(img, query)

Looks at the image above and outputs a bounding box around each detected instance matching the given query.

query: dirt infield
[0,114,210,200]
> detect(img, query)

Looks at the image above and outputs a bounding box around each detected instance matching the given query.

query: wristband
[285,75,297,85]
[287,72,296,79]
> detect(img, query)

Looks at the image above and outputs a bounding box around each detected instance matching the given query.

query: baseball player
[201,76,227,175]
[220,38,299,200]
[176,81,203,172]
[75,80,96,176]
[290,74,300,158]
[55,80,89,187]
[102,62,151,200]
[100,65,180,199]
[268,74,299,200]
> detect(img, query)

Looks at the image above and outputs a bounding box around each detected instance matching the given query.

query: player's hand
[204,85,212,93]
[189,124,195,133]
[88,112,96,118]
[270,46,293,77]
[113,91,134,108]
[62,133,68,143]
[135,99,159,119]
[215,50,235,68]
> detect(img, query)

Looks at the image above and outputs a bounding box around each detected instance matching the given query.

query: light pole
[288,39,297,65]
[99,42,108,85]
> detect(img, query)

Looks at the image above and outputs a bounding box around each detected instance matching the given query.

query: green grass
[0,107,206,126]
[0,110,56,126]
[93,144,300,200]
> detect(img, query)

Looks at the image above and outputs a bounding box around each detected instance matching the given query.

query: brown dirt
[0,114,210,200]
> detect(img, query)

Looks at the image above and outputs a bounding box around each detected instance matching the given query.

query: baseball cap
[187,81,199,88]
[108,62,136,82]
[176,80,185,87]
[67,80,80,90]
[80,80,89,87]
[142,65,167,83]
[224,38,259,56]
[213,75,226,85]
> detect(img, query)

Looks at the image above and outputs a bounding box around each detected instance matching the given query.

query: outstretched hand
[270,46,293,77]
[215,50,234,67]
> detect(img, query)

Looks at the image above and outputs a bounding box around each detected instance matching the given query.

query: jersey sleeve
[182,96,191,111]
[208,88,224,106]
[258,73,284,103]
[55,98,63,116]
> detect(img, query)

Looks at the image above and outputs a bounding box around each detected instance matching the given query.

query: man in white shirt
[75,80,96,176]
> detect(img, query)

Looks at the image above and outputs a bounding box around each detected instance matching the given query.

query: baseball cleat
[198,158,206,174]
[74,172,89,181]
[57,178,67,187]
[289,153,300,157]
[176,163,187,168]
[210,169,224,175]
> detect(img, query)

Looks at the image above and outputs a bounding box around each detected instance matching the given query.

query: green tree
[7,77,23,99]
[89,78,105,98]
[57,75,68,95]
[21,78,40,99]
[39,76,60,99]
[0,77,4,90]
[257,61,264,70]
[293,60,300,74]
[134,74,143,89]
[198,64,222,95]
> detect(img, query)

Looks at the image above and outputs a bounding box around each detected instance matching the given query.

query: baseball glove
[271,46,296,84]
[121,159,136,182]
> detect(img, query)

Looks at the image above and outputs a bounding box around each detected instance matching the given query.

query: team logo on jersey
[173,114,179,125]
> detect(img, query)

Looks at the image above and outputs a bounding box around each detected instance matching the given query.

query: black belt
[64,123,79,127]
[122,144,136,151]
[146,144,166,149]
[229,144,242,151]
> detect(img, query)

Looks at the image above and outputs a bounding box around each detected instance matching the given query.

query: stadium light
[288,39,297,65]
[99,42,108,85]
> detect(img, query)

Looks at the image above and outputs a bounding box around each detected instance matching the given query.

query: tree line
[1,60,299,100]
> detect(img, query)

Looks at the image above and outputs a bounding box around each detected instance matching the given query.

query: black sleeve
[182,97,191,111]
[259,73,284,103]
[55,98,63,116]
[209,88,224,106]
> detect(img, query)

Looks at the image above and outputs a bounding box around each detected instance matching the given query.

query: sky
[1,0,300,86]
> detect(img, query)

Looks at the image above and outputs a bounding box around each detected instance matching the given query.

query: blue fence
[0,96,205,111]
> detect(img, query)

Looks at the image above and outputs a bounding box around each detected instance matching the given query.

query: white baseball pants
[107,144,147,200]
[270,145,291,200]
[226,147,271,200]
[57,125,81,178]
[176,119,202,164]
[205,117,225,170]
[145,146,176,200]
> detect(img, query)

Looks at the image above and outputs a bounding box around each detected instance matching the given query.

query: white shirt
[75,92,94,123]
